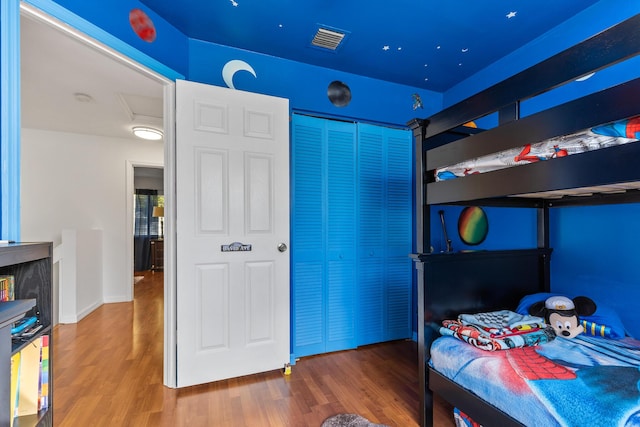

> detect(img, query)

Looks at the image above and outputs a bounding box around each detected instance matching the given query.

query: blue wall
[187,39,441,126]
[430,206,536,253]
[551,205,640,338]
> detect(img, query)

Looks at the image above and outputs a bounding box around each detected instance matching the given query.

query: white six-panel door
[175,79,290,387]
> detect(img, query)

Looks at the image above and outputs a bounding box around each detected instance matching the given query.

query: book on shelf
[0,275,15,301]
[39,335,50,411]
[10,352,20,427]
[11,335,50,422]
[17,339,40,417]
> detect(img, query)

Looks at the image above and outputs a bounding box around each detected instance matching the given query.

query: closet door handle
[278,243,288,253]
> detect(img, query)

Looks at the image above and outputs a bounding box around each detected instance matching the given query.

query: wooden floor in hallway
[52,270,455,426]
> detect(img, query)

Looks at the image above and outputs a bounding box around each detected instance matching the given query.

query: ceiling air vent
[311,27,346,51]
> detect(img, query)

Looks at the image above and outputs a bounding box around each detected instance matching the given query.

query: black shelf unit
[0,243,53,427]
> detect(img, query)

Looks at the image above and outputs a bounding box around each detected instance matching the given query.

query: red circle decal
[129,9,157,43]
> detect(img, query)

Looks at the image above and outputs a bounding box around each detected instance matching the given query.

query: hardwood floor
[53,271,455,426]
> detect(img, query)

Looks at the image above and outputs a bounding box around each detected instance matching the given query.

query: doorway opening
[133,166,164,275]
[19,3,178,387]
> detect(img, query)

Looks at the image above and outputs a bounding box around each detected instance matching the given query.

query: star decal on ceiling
[382,45,390,51]
[506,11,517,18]
[230,0,239,6]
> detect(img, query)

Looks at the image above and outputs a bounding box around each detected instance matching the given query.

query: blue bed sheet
[430,335,640,426]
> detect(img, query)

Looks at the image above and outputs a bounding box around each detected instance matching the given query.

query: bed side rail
[425,77,640,171]
[420,14,640,138]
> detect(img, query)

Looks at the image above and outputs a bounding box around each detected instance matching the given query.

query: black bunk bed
[408,14,640,427]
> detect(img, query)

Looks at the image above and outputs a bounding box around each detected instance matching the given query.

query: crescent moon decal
[222,60,257,89]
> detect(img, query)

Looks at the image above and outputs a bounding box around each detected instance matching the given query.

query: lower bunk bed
[431,333,640,427]
[412,250,548,427]
[414,250,639,427]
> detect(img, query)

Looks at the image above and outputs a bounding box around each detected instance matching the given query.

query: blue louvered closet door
[291,114,412,359]
[292,114,358,358]
[357,123,413,346]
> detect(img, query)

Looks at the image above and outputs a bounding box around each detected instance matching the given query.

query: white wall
[59,229,103,323]
[20,128,164,321]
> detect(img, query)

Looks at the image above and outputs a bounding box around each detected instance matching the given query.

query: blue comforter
[430,335,640,426]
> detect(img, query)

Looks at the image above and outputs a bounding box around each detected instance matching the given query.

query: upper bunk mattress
[435,117,640,182]
[430,334,640,427]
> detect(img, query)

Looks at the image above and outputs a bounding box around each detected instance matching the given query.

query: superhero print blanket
[435,117,640,181]
[430,334,640,426]
[439,310,555,351]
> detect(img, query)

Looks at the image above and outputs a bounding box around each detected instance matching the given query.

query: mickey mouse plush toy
[529,295,597,338]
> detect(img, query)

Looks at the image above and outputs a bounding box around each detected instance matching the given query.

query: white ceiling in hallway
[20,14,164,142]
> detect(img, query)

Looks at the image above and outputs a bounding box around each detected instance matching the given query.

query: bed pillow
[516,292,626,339]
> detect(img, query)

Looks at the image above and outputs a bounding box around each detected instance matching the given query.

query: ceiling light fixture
[132,126,163,140]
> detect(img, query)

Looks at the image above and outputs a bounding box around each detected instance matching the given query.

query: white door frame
[19,1,180,387]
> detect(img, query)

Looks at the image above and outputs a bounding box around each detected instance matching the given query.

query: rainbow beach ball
[458,207,488,245]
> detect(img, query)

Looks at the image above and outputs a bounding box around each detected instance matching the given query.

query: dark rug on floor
[321,414,390,427]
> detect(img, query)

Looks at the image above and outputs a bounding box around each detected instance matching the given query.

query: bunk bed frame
[408,14,640,427]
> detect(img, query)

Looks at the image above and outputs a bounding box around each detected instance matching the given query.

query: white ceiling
[20,13,164,142]
[20,12,165,181]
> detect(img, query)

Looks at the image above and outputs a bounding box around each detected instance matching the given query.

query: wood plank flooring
[53,271,455,426]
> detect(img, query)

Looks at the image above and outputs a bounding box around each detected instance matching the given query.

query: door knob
[278,243,288,253]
